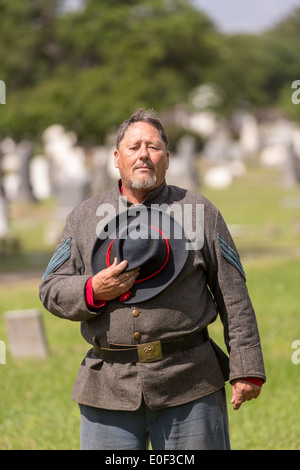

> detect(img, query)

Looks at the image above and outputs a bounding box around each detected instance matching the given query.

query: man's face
[114,122,169,192]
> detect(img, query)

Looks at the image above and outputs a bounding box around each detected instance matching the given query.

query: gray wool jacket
[39,180,266,411]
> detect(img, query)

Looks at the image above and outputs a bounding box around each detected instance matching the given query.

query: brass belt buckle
[137,341,163,363]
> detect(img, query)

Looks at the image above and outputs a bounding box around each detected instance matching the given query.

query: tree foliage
[0,0,299,143]
[0,0,219,143]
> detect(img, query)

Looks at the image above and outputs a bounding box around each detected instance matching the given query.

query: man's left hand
[231,380,261,410]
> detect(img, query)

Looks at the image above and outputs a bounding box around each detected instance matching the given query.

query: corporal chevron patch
[218,236,246,280]
[42,237,72,280]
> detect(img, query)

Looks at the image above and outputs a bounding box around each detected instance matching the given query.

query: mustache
[132,162,155,171]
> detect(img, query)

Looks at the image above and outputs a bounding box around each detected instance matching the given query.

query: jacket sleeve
[205,208,266,384]
[39,213,101,322]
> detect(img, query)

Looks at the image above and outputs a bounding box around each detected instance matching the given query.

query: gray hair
[116,108,169,150]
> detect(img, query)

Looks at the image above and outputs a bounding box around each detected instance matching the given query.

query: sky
[192,0,300,33]
[64,0,300,34]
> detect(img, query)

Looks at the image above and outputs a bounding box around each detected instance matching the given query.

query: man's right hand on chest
[92,258,140,302]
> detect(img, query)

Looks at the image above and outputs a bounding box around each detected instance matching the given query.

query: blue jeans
[79,388,230,450]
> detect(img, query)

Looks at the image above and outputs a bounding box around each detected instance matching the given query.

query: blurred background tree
[0,0,220,143]
[1,2,300,450]
[0,0,299,143]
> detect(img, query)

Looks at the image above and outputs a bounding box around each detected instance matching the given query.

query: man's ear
[114,149,119,169]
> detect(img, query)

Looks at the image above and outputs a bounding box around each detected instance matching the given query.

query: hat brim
[91,206,189,304]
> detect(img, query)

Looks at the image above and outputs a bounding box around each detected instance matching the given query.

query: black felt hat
[91,205,189,303]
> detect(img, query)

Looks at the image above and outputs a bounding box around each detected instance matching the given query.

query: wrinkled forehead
[117,120,168,150]
[122,122,164,145]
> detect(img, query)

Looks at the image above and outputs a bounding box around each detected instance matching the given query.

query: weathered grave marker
[4,309,48,359]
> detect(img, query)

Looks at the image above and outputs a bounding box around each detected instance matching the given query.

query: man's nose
[139,144,149,158]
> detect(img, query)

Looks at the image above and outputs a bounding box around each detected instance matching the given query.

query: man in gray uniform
[39,109,266,450]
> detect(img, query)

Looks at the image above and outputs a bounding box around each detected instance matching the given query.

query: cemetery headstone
[4,309,48,359]
[0,146,9,238]
[281,142,300,187]
[30,155,51,201]
[43,124,90,218]
[17,139,35,202]
[167,135,199,191]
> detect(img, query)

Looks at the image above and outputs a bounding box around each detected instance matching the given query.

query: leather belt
[92,329,208,364]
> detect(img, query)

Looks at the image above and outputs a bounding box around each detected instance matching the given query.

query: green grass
[0,280,86,450]
[0,163,300,449]
[224,257,300,450]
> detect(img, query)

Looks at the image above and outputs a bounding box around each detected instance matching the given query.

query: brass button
[133,332,141,341]
[132,308,140,317]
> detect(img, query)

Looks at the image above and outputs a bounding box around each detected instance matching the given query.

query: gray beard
[129,174,157,190]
